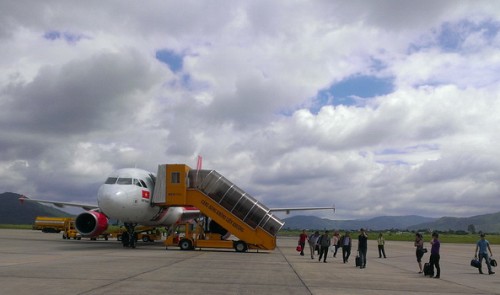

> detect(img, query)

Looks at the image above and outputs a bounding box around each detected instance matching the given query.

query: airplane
[20,167,335,248]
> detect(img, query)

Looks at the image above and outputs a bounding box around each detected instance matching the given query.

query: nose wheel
[122,223,137,248]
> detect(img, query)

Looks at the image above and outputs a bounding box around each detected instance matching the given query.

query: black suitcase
[355,255,361,267]
[423,262,434,276]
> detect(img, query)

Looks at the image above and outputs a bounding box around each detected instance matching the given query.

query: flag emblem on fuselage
[142,190,150,199]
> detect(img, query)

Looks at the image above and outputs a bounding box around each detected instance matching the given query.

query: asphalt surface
[0,229,498,294]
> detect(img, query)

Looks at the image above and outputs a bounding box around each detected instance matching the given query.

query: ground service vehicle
[137,229,162,242]
[164,219,250,252]
[33,217,73,233]
[112,226,162,242]
[62,220,81,240]
[157,164,282,252]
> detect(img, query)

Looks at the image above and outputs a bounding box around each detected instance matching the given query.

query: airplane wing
[19,196,99,211]
[269,206,335,214]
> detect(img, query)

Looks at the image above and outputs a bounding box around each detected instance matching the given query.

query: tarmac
[0,229,498,295]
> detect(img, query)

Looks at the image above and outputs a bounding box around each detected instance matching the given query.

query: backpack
[320,235,330,247]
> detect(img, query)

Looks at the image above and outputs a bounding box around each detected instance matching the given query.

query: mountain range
[282,212,500,233]
[2,192,499,233]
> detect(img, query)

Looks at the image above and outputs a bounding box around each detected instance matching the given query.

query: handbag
[470,258,481,268]
[422,248,428,253]
[296,245,302,252]
[490,258,497,267]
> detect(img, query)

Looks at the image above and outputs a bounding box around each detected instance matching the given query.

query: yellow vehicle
[156,164,281,252]
[112,226,162,243]
[62,220,81,240]
[33,216,73,233]
[137,229,162,242]
[164,219,250,252]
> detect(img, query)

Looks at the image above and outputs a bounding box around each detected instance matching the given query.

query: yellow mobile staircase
[152,164,284,251]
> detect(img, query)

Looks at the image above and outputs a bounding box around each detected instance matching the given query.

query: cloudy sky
[1,1,500,221]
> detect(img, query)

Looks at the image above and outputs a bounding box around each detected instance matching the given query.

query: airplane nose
[98,185,136,209]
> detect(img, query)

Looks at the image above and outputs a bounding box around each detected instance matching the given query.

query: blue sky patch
[376,144,439,155]
[44,31,61,40]
[312,75,394,112]
[410,20,500,53]
[330,75,394,99]
[43,30,86,44]
[438,20,500,52]
[155,49,183,72]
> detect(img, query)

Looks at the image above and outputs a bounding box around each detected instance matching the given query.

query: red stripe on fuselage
[183,206,198,211]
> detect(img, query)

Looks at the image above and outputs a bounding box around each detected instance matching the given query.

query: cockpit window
[105,177,118,184]
[116,177,132,185]
[133,179,143,187]
[140,180,147,188]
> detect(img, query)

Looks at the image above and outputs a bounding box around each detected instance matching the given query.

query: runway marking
[276,246,313,295]
[77,250,207,295]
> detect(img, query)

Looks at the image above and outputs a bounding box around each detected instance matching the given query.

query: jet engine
[75,211,109,237]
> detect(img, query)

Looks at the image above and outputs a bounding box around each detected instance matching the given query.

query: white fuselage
[96,168,184,226]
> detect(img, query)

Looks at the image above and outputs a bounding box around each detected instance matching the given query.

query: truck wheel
[179,238,193,250]
[142,236,150,242]
[234,240,248,252]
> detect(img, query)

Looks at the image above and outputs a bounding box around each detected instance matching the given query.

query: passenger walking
[298,229,308,256]
[377,232,387,258]
[429,232,441,279]
[318,231,331,263]
[308,231,320,259]
[341,231,352,263]
[332,231,340,257]
[357,228,368,268]
[475,233,495,275]
[414,233,425,273]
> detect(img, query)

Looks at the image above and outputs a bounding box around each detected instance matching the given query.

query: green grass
[3,225,499,244]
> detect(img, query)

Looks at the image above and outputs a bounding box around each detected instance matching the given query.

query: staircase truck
[153,164,284,252]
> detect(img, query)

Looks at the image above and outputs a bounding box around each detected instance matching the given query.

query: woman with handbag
[414,233,425,273]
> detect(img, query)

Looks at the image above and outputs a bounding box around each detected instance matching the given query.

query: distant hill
[282,215,436,231]
[283,213,500,233]
[0,192,73,225]
[408,212,500,233]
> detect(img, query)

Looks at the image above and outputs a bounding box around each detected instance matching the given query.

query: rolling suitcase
[423,262,434,276]
[355,255,361,267]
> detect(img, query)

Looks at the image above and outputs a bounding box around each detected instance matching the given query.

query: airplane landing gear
[122,223,138,248]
